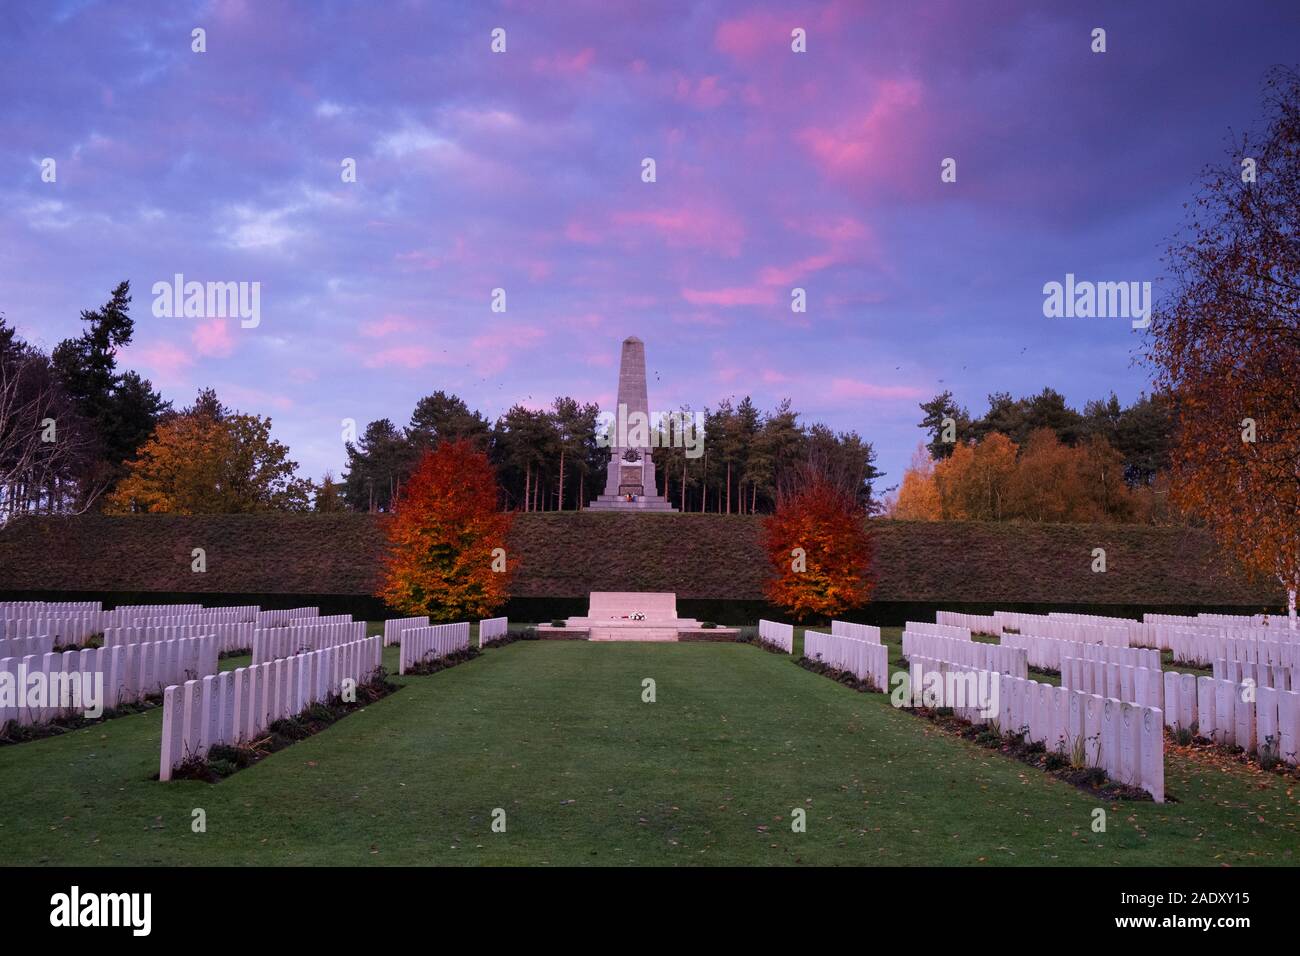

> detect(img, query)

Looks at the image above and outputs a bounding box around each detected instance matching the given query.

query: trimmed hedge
[0,513,1280,619]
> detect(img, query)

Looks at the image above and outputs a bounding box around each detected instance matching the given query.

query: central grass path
[1,639,1297,865]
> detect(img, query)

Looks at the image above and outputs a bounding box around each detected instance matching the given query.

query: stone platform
[585,494,678,512]
[537,591,737,642]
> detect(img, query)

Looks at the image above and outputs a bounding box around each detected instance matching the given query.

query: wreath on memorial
[631,611,645,621]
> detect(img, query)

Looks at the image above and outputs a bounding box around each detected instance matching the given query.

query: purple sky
[3,0,1298,492]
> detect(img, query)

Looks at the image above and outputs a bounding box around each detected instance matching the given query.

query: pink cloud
[757,253,842,287]
[799,79,924,180]
[533,48,595,76]
[673,74,729,109]
[612,204,746,257]
[715,10,792,60]
[681,286,776,307]
[563,219,602,244]
[468,325,547,376]
[192,318,235,358]
[130,341,193,383]
[828,378,927,401]
[359,314,416,338]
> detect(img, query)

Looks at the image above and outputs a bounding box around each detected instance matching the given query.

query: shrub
[1259,734,1282,771]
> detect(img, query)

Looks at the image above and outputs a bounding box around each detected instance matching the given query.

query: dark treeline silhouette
[1,282,169,521]
[339,394,883,515]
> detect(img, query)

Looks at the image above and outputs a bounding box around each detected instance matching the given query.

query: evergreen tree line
[0,282,169,521]
[336,395,883,515]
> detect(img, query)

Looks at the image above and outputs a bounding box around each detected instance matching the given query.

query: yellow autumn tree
[1147,67,1300,624]
[890,443,942,519]
[107,389,311,513]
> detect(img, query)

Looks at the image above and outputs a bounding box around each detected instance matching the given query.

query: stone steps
[585,495,678,512]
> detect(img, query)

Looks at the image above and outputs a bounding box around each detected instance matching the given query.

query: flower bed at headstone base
[164,672,398,783]
[909,705,1159,802]
[401,645,480,676]
[1,695,162,747]
[796,655,882,693]
[1166,728,1300,781]
[738,631,788,655]
[479,626,541,649]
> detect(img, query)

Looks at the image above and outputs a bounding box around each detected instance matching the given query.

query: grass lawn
[1,632,1297,866]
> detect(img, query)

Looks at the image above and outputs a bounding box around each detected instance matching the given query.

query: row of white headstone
[804,630,889,690]
[383,616,428,646]
[123,609,255,628]
[104,622,256,655]
[1000,632,1159,672]
[940,609,1162,648]
[0,601,332,651]
[909,655,1166,801]
[251,621,368,665]
[398,622,471,675]
[996,612,1131,647]
[1146,612,1284,630]
[0,600,102,618]
[0,634,54,659]
[0,611,105,643]
[934,611,1000,635]
[159,636,382,780]
[1212,658,1296,691]
[255,607,322,628]
[1060,656,1164,710]
[830,620,881,643]
[1157,627,1300,668]
[902,630,1028,679]
[1161,670,1300,763]
[1141,613,1300,665]
[1,635,219,728]
[904,620,971,641]
[479,617,509,646]
[757,619,794,653]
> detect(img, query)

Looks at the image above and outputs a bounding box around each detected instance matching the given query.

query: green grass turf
[1,632,1297,866]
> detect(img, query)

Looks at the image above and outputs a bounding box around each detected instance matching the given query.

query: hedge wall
[0,513,1280,624]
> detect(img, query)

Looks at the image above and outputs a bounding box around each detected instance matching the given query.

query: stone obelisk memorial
[587,336,677,511]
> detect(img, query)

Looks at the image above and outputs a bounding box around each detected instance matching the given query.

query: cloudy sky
[3,0,1297,492]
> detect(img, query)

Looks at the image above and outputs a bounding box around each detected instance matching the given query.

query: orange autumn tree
[377,439,513,622]
[762,456,874,621]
